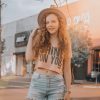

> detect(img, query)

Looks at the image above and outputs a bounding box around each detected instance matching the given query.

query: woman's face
[46,14,59,35]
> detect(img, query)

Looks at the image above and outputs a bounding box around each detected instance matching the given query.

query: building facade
[59,0,100,79]
[1,15,38,76]
[1,0,100,80]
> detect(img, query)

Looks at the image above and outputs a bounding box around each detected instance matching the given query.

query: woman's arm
[63,58,72,100]
[25,28,41,62]
[25,30,35,62]
[63,37,72,91]
[63,58,72,92]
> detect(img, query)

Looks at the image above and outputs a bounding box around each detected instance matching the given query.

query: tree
[68,21,92,81]
[0,1,6,78]
[68,21,92,67]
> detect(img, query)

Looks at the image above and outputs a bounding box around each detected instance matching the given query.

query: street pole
[0,0,6,78]
[0,0,1,79]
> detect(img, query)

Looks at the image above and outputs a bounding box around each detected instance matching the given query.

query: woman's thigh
[26,94,46,100]
[48,74,66,100]
[27,72,48,100]
[48,93,64,100]
[27,72,66,100]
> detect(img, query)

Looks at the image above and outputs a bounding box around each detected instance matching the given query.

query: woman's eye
[46,20,56,25]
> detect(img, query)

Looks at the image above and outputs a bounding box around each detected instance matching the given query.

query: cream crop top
[35,46,72,74]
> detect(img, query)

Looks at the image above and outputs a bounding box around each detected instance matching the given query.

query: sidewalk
[0,85,100,100]
[0,75,31,89]
[0,75,100,100]
[71,84,100,99]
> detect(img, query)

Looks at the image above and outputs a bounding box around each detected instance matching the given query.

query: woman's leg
[26,72,47,100]
[47,74,66,100]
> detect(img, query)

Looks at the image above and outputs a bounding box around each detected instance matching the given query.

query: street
[71,84,100,100]
[0,88,27,100]
[0,85,100,100]
[0,76,100,100]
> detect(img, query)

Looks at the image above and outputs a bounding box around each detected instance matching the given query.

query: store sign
[67,12,90,26]
[16,36,26,43]
[15,31,31,47]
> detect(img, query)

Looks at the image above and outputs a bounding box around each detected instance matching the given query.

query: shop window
[93,50,100,72]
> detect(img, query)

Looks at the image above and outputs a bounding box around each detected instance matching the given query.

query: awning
[13,52,25,55]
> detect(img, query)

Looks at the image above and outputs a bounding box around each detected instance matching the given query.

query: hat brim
[38,8,66,26]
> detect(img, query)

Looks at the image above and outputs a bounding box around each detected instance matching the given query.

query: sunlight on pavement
[83,85,100,88]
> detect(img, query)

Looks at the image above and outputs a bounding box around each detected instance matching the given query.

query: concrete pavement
[71,84,100,100]
[0,85,100,100]
[0,75,100,100]
[0,88,27,100]
[0,75,30,88]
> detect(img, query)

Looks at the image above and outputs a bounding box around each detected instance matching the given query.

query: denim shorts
[26,71,67,100]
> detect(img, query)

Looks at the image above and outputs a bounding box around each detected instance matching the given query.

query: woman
[26,7,72,100]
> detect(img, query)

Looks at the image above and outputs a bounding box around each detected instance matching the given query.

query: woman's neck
[50,34,59,47]
[50,33,57,38]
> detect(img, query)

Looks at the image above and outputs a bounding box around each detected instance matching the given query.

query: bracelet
[66,91,71,94]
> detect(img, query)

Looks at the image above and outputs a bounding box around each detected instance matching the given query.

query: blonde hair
[32,13,71,59]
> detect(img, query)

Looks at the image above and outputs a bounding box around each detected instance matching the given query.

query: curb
[0,85,29,89]
[1,80,30,84]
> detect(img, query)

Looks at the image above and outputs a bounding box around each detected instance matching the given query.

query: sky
[1,0,77,25]
[1,0,53,24]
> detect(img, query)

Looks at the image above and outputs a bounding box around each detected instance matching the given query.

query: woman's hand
[64,92,71,100]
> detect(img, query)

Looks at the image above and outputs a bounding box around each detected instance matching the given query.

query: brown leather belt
[35,68,59,76]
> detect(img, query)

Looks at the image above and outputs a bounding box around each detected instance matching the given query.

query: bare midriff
[35,67,60,75]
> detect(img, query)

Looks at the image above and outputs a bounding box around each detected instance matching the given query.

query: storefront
[14,30,30,75]
[92,47,100,72]
[88,39,100,78]
[59,0,100,80]
[2,0,100,79]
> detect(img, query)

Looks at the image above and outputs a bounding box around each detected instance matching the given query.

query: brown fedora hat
[38,7,66,26]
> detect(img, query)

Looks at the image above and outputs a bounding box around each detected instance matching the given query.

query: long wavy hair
[32,12,71,59]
